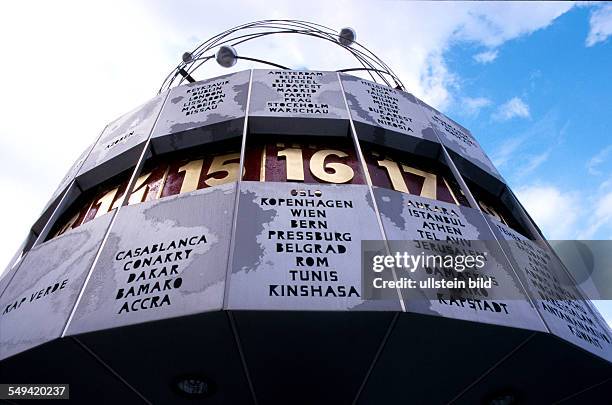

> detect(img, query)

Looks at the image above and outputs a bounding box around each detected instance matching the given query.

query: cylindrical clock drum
[1,21,610,404]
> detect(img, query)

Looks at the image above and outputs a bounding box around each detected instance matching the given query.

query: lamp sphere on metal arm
[216,45,238,68]
[182,52,194,64]
[338,27,356,47]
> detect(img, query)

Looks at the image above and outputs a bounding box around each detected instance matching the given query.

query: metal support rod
[223,69,254,305]
[222,69,259,404]
[178,68,196,83]
[337,72,406,312]
[62,89,171,336]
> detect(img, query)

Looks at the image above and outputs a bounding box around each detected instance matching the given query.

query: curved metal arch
[158,19,404,94]
[161,20,396,89]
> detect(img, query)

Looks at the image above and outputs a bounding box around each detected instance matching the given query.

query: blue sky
[0,1,610,320]
[443,6,612,242]
[438,5,612,323]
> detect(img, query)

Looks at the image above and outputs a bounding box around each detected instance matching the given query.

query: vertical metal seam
[510,190,612,339]
[223,69,253,307]
[336,72,406,312]
[61,89,172,337]
[412,100,550,332]
[60,209,118,337]
[484,218,551,330]
[409,102,552,392]
[507,187,547,242]
[439,146,479,209]
[0,232,36,298]
[30,181,76,248]
[337,73,406,405]
[221,69,259,404]
[439,144,548,330]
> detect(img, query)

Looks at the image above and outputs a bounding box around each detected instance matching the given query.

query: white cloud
[593,301,612,329]
[513,174,612,246]
[515,149,551,177]
[454,2,574,47]
[578,191,612,239]
[491,110,564,171]
[460,96,492,117]
[492,97,531,121]
[595,192,612,224]
[515,184,580,239]
[136,1,577,110]
[600,175,612,192]
[515,180,612,241]
[473,49,499,63]
[586,4,612,46]
[586,144,612,175]
[491,136,526,168]
[513,169,612,242]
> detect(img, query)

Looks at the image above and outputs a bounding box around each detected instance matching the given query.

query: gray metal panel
[373,187,545,331]
[1,233,36,297]
[341,73,439,143]
[248,69,349,136]
[227,181,399,311]
[33,182,82,236]
[39,145,91,217]
[0,213,114,360]
[77,93,167,189]
[0,262,20,299]
[151,70,249,153]
[65,182,236,336]
[417,98,503,181]
[488,217,612,363]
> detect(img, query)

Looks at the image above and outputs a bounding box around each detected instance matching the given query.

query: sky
[0,1,610,321]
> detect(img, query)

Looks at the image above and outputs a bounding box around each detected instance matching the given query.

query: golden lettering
[53,212,80,238]
[443,177,460,205]
[95,187,119,218]
[402,165,436,200]
[377,158,408,193]
[376,157,437,199]
[278,147,305,181]
[128,172,153,205]
[310,149,354,184]
[156,166,169,199]
[178,159,204,194]
[260,147,266,182]
[204,153,241,187]
[479,200,507,225]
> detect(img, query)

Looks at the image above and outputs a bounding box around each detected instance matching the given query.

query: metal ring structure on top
[158,19,405,94]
